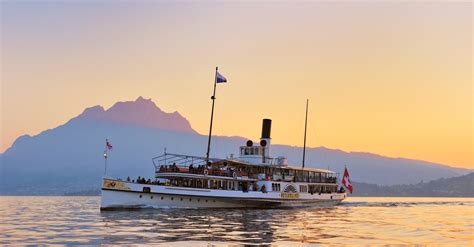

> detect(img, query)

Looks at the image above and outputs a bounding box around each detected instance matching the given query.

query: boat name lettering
[280,193,299,199]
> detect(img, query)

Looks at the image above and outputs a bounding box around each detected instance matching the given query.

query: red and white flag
[341,167,353,193]
[106,139,113,150]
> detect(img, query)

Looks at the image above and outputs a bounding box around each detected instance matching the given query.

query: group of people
[240,182,266,193]
[188,164,208,174]
[159,162,240,178]
[126,176,156,185]
[157,161,253,179]
[158,163,180,173]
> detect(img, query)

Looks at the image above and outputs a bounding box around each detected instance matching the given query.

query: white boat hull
[100,179,346,210]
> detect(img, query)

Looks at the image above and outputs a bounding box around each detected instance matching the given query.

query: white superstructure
[101,119,347,210]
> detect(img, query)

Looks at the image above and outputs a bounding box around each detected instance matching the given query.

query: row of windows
[138,194,217,203]
[240,147,264,156]
[272,183,281,191]
[270,183,336,193]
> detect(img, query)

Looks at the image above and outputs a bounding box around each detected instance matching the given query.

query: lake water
[0,196,472,245]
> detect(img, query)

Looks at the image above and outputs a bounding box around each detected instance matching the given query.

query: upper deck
[152,152,338,184]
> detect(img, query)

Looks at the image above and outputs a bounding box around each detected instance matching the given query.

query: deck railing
[152,153,338,184]
[152,152,216,169]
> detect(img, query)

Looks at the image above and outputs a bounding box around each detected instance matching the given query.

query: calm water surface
[0,196,473,245]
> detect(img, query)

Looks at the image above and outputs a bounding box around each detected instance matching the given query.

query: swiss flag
[341,167,353,193]
[106,139,113,150]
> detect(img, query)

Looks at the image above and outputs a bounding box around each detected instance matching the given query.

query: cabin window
[143,187,151,193]
[304,171,310,182]
[308,185,316,194]
[272,183,281,191]
[300,185,308,193]
[244,148,249,155]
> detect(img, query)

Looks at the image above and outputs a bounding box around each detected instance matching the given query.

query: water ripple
[0,196,473,245]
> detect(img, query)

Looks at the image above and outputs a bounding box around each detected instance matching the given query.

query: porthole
[180,198,183,201]
[197,199,200,202]
[213,200,216,203]
[189,198,192,201]
[139,195,142,198]
[171,197,174,200]
[151,196,153,199]
[205,200,208,203]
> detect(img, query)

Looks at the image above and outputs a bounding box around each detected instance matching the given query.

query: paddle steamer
[100,68,347,210]
[101,118,347,209]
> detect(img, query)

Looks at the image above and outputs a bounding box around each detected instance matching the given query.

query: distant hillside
[0,97,471,195]
[352,172,474,197]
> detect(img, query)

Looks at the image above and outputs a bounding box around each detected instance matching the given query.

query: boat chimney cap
[261,119,272,139]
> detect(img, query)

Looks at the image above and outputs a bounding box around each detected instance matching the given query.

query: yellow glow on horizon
[1,1,472,169]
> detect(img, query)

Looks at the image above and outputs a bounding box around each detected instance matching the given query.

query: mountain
[73,96,196,134]
[0,97,470,195]
[352,172,474,197]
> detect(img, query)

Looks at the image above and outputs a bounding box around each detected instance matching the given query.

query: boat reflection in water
[100,207,346,245]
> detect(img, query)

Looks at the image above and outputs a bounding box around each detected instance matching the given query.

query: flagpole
[104,150,108,175]
[302,99,309,168]
[205,67,218,163]
[104,139,109,176]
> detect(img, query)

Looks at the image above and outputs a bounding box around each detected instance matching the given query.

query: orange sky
[1,1,472,169]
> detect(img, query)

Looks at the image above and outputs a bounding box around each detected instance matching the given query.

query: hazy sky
[1,1,472,168]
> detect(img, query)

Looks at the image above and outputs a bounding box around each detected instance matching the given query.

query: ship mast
[205,67,219,163]
[302,99,309,168]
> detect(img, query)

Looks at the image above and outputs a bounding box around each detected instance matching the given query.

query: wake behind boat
[100,68,350,210]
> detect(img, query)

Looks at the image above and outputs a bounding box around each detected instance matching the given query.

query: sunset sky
[1,1,472,169]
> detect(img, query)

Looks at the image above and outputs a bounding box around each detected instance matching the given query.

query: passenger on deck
[189,164,194,173]
[198,165,203,174]
[127,176,130,182]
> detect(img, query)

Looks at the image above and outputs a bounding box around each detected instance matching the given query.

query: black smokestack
[261,119,272,139]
